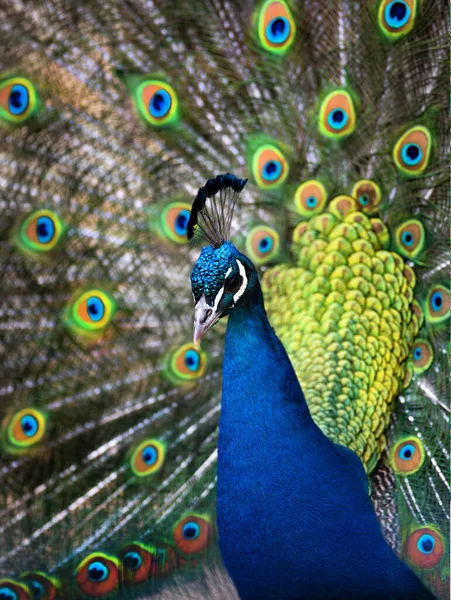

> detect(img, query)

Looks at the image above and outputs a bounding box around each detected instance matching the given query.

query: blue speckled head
[191,241,258,343]
[191,242,242,304]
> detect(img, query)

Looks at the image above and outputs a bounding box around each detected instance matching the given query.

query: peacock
[0,0,448,599]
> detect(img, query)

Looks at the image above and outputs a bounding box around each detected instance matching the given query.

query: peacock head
[187,173,255,345]
[191,241,258,345]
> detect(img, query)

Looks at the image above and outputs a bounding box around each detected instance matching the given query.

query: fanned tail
[0,1,448,598]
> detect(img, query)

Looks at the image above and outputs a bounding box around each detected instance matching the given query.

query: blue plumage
[191,239,434,600]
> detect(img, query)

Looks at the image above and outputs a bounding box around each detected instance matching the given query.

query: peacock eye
[319,90,356,139]
[226,274,242,293]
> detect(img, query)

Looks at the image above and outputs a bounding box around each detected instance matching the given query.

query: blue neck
[217,281,318,597]
[220,281,311,425]
[215,281,432,600]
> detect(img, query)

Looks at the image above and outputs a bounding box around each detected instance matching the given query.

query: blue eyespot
[306,196,318,208]
[401,231,414,247]
[21,414,39,437]
[30,581,45,599]
[36,215,55,244]
[266,17,290,44]
[0,588,18,600]
[262,160,282,181]
[8,84,29,116]
[123,551,142,571]
[149,90,171,118]
[87,296,105,322]
[413,347,422,360]
[399,444,415,460]
[401,143,422,166]
[175,210,190,236]
[327,108,348,131]
[385,1,410,29]
[431,291,443,311]
[182,521,200,540]
[184,349,200,372]
[359,194,370,206]
[142,445,157,466]
[88,561,109,582]
[417,533,435,554]
[258,236,274,254]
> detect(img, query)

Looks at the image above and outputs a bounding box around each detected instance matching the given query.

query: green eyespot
[319,90,356,139]
[390,436,424,475]
[165,343,207,384]
[63,288,117,344]
[255,0,296,55]
[15,209,65,256]
[425,285,449,325]
[75,552,120,597]
[130,439,166,478]
[0,76,39,125]
[135,79,179,127]
[173,514,213,555]
[160,202,191,244]
[251,144,289,189]
[393,126,431,176]
[378,0,417,41]
[394,219,425,259]
[411,338,433,374]
[2,408,47,454]
[245,226,280,265]
[294,180,327,218]
[352,180,381,215]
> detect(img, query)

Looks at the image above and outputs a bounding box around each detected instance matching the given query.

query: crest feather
[187,173,248,247]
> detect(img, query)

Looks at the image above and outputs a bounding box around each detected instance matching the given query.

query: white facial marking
[225,266,233,279]
[213,286,225,312]
[233,259,248,304]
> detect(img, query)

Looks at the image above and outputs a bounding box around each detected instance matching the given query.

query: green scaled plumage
[0,1,448,599]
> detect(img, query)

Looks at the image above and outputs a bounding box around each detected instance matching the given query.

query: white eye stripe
[213,286,224,312]
[233,260,248,303]
[225,267,233,278]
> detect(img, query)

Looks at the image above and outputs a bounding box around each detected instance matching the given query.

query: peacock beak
[193,295,221,347]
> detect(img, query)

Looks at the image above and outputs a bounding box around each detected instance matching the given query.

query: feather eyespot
[411,338,433,373]
[160,203,191,244]
[130,439,166,478]
[165,343,207,383]
[252,145,289,189]
[406,527,444,569]
[0,77,39,124]
[3,408,47,453]
[256,0,296,55]
[15,210,65,255]
[378,0,417,40]
[136,80,179,127]
[121,543,155,584]
[425,285,449,325]
[319,91,356,139]
[394,219,425,259]
[173,515,213,555]
[390,437,424,475]
[21,573,59,600]
[294,181,327,218]
[0,580,32,600]
[393,126,431,176]
[245,226,280,265]
[75,553,119,598]
[351,180,381,215]
[63,289,116,342]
